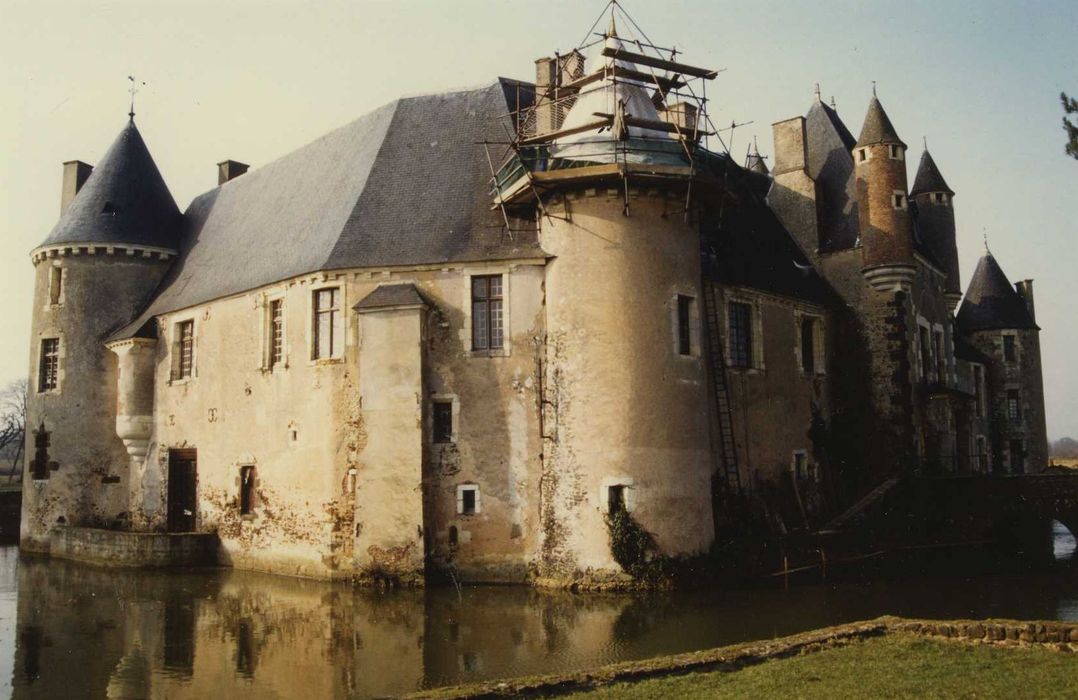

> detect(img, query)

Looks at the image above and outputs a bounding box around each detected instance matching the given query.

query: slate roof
[804,100,860,251]
[745,147,769,175]
[956,253,1038,331]
[41,119,182,250]
[854,97,906,149]
[113,80,544,340]
[910,149,954,196]
[354,283,427,311]
[954,335,992,365]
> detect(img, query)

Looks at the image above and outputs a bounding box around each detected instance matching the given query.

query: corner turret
[853,95,915,291]
[910,148,961,310]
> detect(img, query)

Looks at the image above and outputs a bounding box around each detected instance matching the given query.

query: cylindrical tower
[539,190,714,576]
[910,148,962,311]
[22,117,181,550]
[853,96,916,291]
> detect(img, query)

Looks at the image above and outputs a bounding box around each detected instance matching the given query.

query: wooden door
[167,449,197,532]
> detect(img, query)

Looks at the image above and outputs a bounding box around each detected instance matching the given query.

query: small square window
[858,149,867,162]
[433,401,453,444]
[457,485,480,515]
[889,144,902,160]
[893,193,906,209]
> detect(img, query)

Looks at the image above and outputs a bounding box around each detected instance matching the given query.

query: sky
[0,0,1075,439]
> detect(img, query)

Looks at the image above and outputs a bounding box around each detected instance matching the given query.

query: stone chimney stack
[771,117,808,175]
[61,160,93,213]
[1015,279,1036,322]
[217,159,249,185]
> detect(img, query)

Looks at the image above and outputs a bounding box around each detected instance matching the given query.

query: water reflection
[2,546,1076,698]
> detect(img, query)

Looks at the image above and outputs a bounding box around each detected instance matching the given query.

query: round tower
[517,21,717,580]
[910,148,962,311]
[22,117,181,550]
[956,252,1048,474]
[853,95,915,291]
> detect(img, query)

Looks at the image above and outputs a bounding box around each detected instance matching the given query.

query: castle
[21,10,1048,585]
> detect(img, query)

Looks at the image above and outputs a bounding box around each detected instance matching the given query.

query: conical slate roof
[745,143,769,174]
[854,96,906,149]
[40,118,182,250]
[910,150,954,196]
[956,253,1037,331]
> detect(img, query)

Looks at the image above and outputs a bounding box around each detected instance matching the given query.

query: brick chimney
[217,160,249,185]
[61,160,93,213]
[1015,279,1035,323]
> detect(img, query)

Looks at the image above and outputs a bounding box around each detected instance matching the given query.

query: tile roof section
[111,81,544,340]
[956,253,1038,331]
[910,149,954,196]
[854,97,906,149]
[41,119,182,250]
[354,283,427,311]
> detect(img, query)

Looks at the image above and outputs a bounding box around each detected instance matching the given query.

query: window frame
[892,190,907,210]
[470,274,505,352]
[1006,389,1021,423]
[796,312,825,376]
[1002,333,1017,363]
[267,297,286,370]
[311,286,343,361]
[177,320,195,380]
[727,300,754,369]
[38,337,60,393]
[456,484,480,516]
[676,295,693,356]
[239,465,256,516]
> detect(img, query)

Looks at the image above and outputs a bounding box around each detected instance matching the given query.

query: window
[48,267,63,306]
[919,326,931,381]
[1007,390,1021,423]
[1009,439,1025,474]
[728,302,753,369]
[312,288,341,360]
[676,295,693,356]
[607,485,627,515]
[268,299,284,368]
[858,148,867,162]
[239,466,255,515]
[433,401,453,444]
[893,192,906,210]
[448,525,458,547]
[933,192,948,205]
[975,435,988,472]
[1002,334,1016,363]
[457,484,480,515]
[471,275,503,350]
[889,144,902,160]
[31,427,50,481]
[973,365,985,417]
[933,330,945,382]
[38,338,59,392]
[792,451,808,481]
[176,320,194,379]
[800,317,815,375]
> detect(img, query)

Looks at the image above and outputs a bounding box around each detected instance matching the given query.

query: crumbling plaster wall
[538,191,714,579]
[142,262,546,582]
[22,253,171,551]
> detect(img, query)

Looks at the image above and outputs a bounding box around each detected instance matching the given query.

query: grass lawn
[566,634,1078,699]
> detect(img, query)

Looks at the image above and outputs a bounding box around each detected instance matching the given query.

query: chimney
[217,160,249,185]
[61,160,93,213]
[771,117,808,175]
[1015,279,1036,322]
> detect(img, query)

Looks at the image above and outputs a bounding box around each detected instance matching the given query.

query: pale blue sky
[1,0,1075,438]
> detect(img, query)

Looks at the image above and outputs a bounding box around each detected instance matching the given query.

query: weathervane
[128,75,146,120]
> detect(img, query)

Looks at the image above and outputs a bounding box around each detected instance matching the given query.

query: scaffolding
[484,1,730,216]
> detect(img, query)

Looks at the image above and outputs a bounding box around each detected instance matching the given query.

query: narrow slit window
[1003,334,1016,363]
[800,317,815,375]
[38,338,59,392]
[919,326,931,381]
[471,275,503,350]
[269,299,284,368]
[728,302,753,369]
[239,465,255,515]
[176,320,194,379]
[676,295,693,356]
[433,401,453,444]
[48,267,63,306]
[607,485,626,515]
[313,288,341,359]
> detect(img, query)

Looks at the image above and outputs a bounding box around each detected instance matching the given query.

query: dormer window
[889,144,903,160]
[892,191,907,210]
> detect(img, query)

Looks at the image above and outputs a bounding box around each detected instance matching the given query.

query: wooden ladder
[702,278,741,493]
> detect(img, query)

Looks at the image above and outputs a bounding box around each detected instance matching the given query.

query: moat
[0,526,1074,698]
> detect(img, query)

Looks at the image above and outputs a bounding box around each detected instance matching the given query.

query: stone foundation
[48,526,218,567]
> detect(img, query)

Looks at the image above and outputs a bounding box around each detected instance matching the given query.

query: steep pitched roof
[41,119,181,250]
[910,149,954,196]
[112,81,544,340]
[745,143,769,175]
[804,100,860,251]
[354,283,427,311]
[956,253,1038,331]
[854,97,906,149]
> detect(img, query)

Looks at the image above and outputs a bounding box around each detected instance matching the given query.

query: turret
[910,148,961,310]
[956,251,1048,473]
[22,116,181,549]
[745,139,769,175]
[853,95,915,291]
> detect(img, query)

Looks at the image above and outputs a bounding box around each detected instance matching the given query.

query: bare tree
[0,379,27,483]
